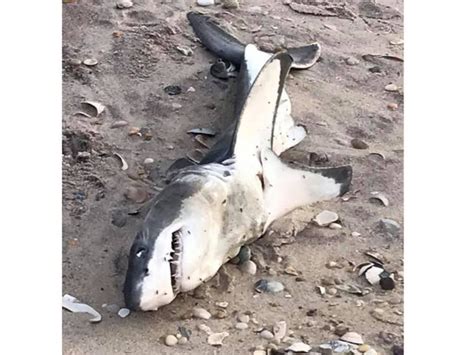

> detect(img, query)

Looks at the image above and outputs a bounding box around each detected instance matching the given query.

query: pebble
[104,303,120,313]
[315,210,339,226]
[358,344,370,352]
[306,320,317,327]
[198,324,212,334]
[197,0,215,6]
[351,138,369,149]
[214,309,227,319]
[351,231,361,237]
[178,337,188,345]
[187,86,196,93]
[240,260,257,275]
[207,331,229,346]
[260,330,274,339]
[116,1,133,9]
[384,83,399,92]
[365,349,378,355]
[328,287,338,296]
[326,261,343,269]
[306,309,317,316]
[387,102,399,110]
[176,46,193,56]
[329,223,342,230]
[164,85,182,95]
[340,331,364,345]
[124,186,148,204]
[171,103,183,110]
[335,324,350,336]
[237,245,252,264]
[287,342,311,353]
[223,0,239,9]
[379,219,401,237]
[215,301,228,308]
[164,334,178,346]
[192,307,211,319]
[238,314,250,323]
[253,350,266,355]
[255,279,284,293]
[372,308,384,315]
[345,56,360,65]
[83,58,98,66]
[273,320,287,341]
[70,58,82,65]
[117,308,130,318]
[235,322,248,330]
[284,265,299,276]
[110,120,129,128]
[77,151,91,160]
[390,39,404,45]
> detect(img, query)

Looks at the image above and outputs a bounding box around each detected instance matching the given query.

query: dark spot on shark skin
[223,170,230,177]
[317,165,353,196]
[240,208,243,212]
[302,175,306,179]
[222,199,227,204]
[155,290,159,295]
[188,276,191,280]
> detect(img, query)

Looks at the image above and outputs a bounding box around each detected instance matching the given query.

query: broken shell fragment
[255,279,284,293]
[315,210,339,226]
[384,83,399,92]
[176,45,193,56]
[118,308,130,318]
[340,331,364,345]
[76,100,106,118]
[116,1,133,9]
[113,152,128,171]
[286,342,311,353]
[186,149,205,164]
[164,85,182,95]
[83,58,98,66]
[351,138,369,149]
[368,152,386,161]
[187,127,217,136]
[369,192,389,206]
[207,331,229,346]
[128,127,142,136]
[62,294,102,323]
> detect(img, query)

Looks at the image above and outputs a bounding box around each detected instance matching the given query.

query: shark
[123,12,352,311]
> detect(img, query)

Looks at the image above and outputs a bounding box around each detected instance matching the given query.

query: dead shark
[123,12,352,311]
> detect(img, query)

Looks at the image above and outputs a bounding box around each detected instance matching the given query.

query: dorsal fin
[231,50,293,167]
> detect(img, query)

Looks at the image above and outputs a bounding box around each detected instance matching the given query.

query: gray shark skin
[123,13,352,312]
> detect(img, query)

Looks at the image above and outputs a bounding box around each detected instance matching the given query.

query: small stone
[379,219,401,237]
[235,322,248,330]
[187,86,196,93]
[164,334,178,346]
[237,245,252,264]
[260,330,274,339]
[116,1,133,9]
[358,344,371,352]
[77,151,91,161]
[365,350,378,355]
[306,309,317,317]
[143,158,154,165]
[178,337,188,345]
[110,120,129,128]
[273,321,287,341]
[373,308,384,315]
[253,350,266,355]
[176,46,193,56]
[214,309,227,319]
[384,83,399,92]
[387,103,398,110]
[83,58,98,66]
[223,0,239,9]
[335,324,350,336]
[255,279,284,293]
[124,186,148,204]
[128,127,141,136]
[389,39,404,45]
[284,265,299,276]
[306,320,317,327]
[198,324,212,334]
[197,0,215,6]
[351,138,369,149]
[215,301,228,308]
[345,56,360,65]
[164,85,182,95]
[117,308,130,318]
[238,314,250,323]
[70,59,82,65]
[369,66,382,73]
[192,307,211,319]
[329,223,342,230]
[315,210,339,226]
[240,260,257,275]
[328,288,338,296]
[171,103,183,110]
[322,324,335,332]
[207,331,229,346]
[351,231,361,237]
[286,342,311,353]
[340,331,364,345]
[326,261,343,269]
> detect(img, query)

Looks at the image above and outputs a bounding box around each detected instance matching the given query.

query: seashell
[187,127,217,136]
[286,342,311,353]
[273,320,287,341]
[340,331,364,345]
[369,191,389,206]
[207,331,229,346]
[192,307,211,319]
[315,210,339,226]
[351,138,369,149]
[118,308,130,318]
[164,85,182,95]
[83,58,98,66]
[254,279,284,293]
[113,152,128,171]
[384,83,398,92]
[197,0,215,6]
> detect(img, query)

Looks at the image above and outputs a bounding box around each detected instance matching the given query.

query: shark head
[123,175,226,311]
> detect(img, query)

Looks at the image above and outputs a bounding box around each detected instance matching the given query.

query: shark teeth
[170,230,182,295]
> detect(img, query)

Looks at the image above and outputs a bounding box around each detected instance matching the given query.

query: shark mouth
[170,229,183,295]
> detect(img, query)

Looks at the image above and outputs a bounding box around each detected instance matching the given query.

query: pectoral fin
[261,148,352,230]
